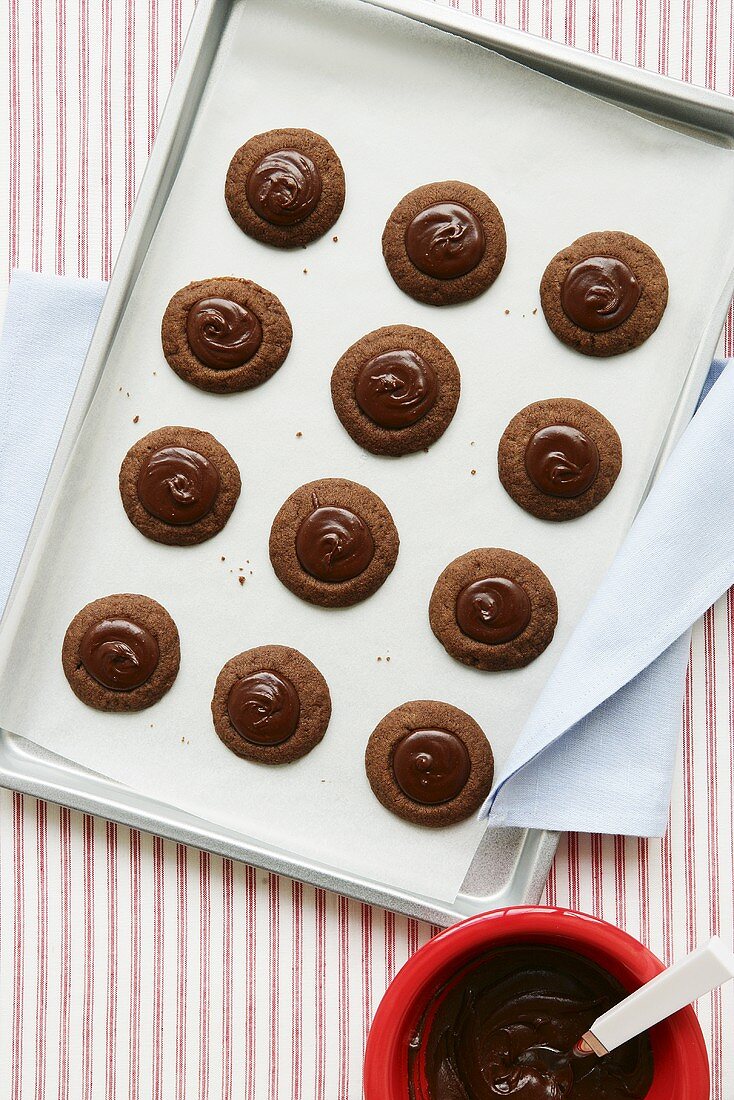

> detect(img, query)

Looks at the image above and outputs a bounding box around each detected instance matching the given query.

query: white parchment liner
[1,0,734,901]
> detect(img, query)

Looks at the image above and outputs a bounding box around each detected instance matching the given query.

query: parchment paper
[1,0,734,901]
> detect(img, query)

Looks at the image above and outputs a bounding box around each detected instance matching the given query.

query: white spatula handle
[585,937,734,1055]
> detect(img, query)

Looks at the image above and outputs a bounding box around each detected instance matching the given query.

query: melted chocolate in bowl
[411,945,654,1100]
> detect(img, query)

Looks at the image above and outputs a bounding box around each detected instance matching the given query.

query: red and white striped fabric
[1,1,733,1096]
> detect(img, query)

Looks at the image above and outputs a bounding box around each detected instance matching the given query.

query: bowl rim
[363,904,710,1100]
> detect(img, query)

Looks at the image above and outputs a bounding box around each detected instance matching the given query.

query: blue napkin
[483,358,734,836]
[0,271,106,611]
[1,272,731,839]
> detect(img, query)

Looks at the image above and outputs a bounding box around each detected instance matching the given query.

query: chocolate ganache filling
[137,446,220,526]
[296,494,375,582]
[524,425,600,499]
[79,618,160,691]
[392,729,471,805]
[355,349,438,429]
[560,257,641,333]
[405,203,485,280]
[412,944,654,1100]
[456,577,531,645]
[186,297,263,369]
[246,149,322,226]
[226,670,300,746]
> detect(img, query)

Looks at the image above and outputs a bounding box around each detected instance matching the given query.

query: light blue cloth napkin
[483,357,734,836]
[1,272,732,838]
[0,271,106,611]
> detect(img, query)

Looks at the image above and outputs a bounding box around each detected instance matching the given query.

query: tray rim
[0,0,732,926]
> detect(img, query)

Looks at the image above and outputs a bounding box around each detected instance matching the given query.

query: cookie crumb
[126,391,130,397]
[303,268,308,275]
[295,431,302,438]
[181,736,185,744]
[470,469,477,476]
[132,415,139,424]
[504,309,510,316]
[470,440,475,446]
[221,556,225,561]
[386,656,391,663]
[238,576,245,586]
[377,656,382,662]
[332,235,338,242]
[153,370,157,375]
[118,386,122,392]
[532,308,538,316]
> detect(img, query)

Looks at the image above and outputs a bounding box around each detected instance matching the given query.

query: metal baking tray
[1,0,732,927]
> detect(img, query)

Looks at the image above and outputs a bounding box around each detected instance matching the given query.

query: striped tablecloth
[1,1,733,1096]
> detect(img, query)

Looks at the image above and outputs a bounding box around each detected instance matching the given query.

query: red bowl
[364,905,709,1100]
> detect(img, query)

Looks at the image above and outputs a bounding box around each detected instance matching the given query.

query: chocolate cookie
[429,548,557,671]
[330,325,461,456]
[119,426,241,546]
[539,231,668,356]
[62,594,180,712]
[161,277,292,393]
[225,128,345,249]
[211,645,331,764]
[364,700,494,827]
[498,398,622,521]
[381,181,506,306]
[269,478,399,608]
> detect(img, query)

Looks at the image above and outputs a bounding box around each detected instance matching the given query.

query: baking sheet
[1,0,734,902]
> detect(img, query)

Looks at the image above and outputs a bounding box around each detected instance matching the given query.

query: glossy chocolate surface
[246,149,322,226]
[524,425,600,499]
[414,944,654,1100]
[392,728,471,805]
[226,670,300,746]
[456,577,531,645]
[137,446,220,526]
[355,349,438,429]
[296,497,375,582]
[561,256,641,332]
[405,202,485,279]
[186,297,263,369]
[79,617,160,691]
